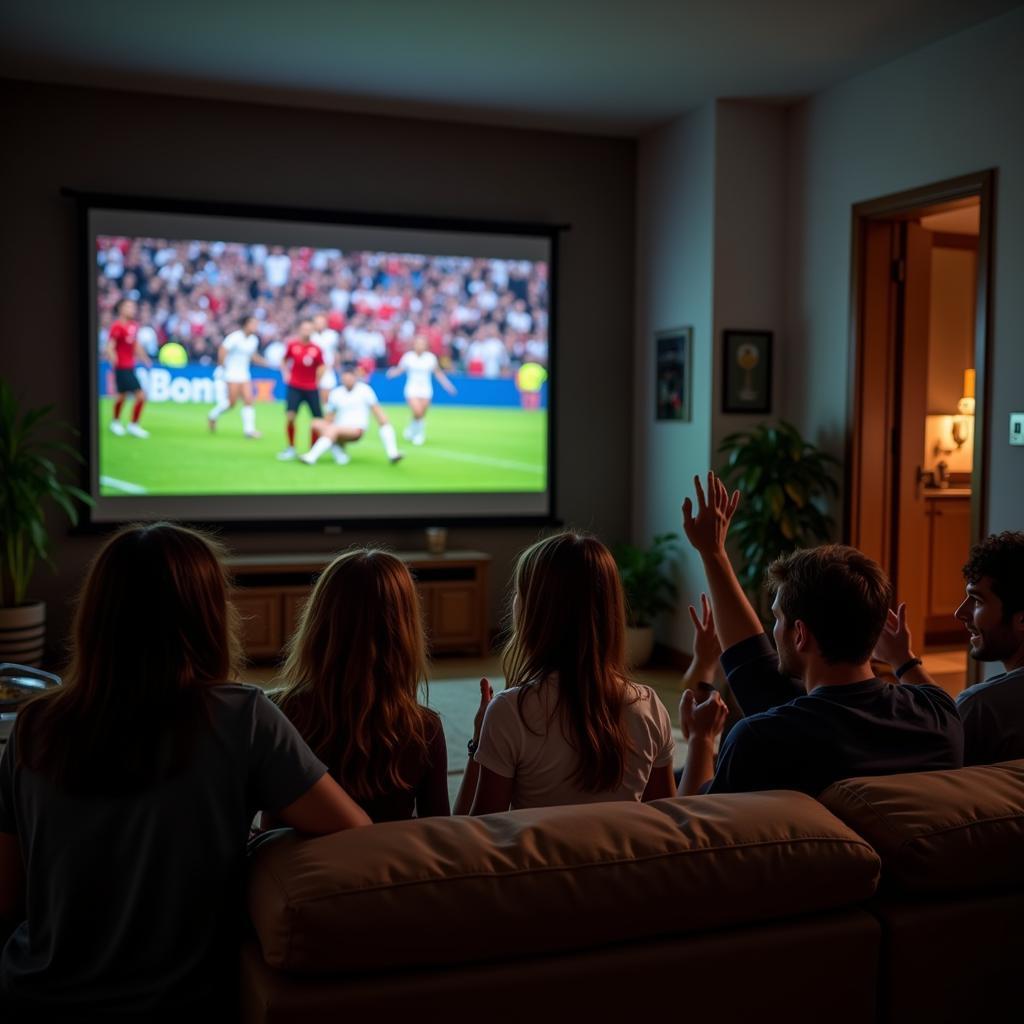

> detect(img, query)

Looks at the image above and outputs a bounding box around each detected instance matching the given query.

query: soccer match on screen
[95,235,549,499]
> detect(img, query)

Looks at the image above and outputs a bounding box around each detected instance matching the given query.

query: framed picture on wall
[722,330,773,413]
[655,327,692,422]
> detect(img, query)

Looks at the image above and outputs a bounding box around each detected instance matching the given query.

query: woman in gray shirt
[0,523,370,1020]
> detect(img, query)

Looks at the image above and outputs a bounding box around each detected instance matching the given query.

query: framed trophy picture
[722,330,772,413]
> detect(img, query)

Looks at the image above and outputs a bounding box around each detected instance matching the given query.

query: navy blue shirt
[708,634,963,796]
[957,666,1024,766]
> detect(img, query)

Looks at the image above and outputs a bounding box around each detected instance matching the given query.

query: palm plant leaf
[0,380,94,606]
[718,420,840,621]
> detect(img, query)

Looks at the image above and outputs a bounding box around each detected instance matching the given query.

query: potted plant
[718,420,839,621]
[0,381,92,666]
[613,533,680,668]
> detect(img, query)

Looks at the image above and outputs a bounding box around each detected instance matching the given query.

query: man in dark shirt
[955,532,1024,764]
[677,473,963,797]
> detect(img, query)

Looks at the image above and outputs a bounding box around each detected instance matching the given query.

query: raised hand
[681,688,728,744]
[873,603,915,669]
[681,472,741,556]
[689,593,722,669]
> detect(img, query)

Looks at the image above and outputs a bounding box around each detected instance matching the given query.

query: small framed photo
[655,327,692,422]
[722,330,772,413]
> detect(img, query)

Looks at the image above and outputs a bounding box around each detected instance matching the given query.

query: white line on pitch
[414,447,542,473]
[100,475,148,495]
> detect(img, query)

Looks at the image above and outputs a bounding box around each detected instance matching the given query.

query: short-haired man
[677,473,963,797]
[954,532,1024,764]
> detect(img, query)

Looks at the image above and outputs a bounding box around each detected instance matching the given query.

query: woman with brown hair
[0,523,369,1020]
[454,531,675,814]
[275,549,449,821]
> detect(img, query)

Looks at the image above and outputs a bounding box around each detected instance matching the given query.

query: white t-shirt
[312,329,341,388]
[474,678,674,810]
[467,337,508,377]
[326,382,379,431]
[221,330,259,382]
[398,350,438,398]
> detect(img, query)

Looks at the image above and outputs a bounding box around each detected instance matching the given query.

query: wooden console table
[227,551,492,661]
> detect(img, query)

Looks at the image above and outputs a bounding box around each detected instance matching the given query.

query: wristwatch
[467,738,479,756]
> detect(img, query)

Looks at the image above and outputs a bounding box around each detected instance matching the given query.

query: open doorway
[846,171,994,695]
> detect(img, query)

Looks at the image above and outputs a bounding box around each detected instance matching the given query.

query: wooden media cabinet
[226,551,492,661]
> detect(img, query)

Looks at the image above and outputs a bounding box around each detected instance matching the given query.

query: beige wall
[633,102,716,649]
[0,80,636,666]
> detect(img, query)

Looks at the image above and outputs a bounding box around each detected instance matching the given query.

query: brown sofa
[243,761,1024,1023]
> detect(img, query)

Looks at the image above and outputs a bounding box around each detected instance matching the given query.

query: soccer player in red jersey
[277,318,325,461]
[105,298,153,438]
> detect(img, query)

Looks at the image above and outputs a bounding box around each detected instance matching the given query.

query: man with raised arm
[676,472,962,797]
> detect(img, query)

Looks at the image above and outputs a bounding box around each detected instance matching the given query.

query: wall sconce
[935,368,975,455]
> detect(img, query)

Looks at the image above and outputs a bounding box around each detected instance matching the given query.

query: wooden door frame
[846,169,995,570]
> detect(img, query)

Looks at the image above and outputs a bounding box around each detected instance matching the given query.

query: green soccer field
[98,400,547,496]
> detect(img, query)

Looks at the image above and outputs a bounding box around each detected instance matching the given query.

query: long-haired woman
[275,549,449,822]
[454,532,675,814]
[0,523,369,1019]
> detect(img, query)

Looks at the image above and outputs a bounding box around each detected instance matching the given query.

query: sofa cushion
[819,760,1024,895]
[248,792,878,973]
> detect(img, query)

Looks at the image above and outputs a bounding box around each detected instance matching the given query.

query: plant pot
[624,626,655,669]
[0,601,46,668]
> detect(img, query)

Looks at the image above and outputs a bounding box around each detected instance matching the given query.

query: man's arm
[676,689,728,796]
[681,473,762,649]
[872,603,938,685]
[683,473,802,713]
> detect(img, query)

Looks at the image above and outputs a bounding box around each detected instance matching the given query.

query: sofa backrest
[820,759,1024,895]
[248,791,879,974]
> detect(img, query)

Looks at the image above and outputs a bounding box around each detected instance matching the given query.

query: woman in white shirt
[454,532,676,813]
[385,334,457,446]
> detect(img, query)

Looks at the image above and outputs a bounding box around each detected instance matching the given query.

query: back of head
[767,544,892,665]
[18,522,239,792]
[503,531,630,792]
[278,549,429,800]
[963,531,1024,620]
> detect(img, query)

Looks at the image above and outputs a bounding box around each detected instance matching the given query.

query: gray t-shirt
[0,684,325,1018]
[957,666,1024,765]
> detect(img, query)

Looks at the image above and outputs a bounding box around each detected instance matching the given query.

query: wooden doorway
[846,171,995,691]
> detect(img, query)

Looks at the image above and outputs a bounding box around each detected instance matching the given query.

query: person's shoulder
[625,681,663,710]
[203,682,270,716]
[957,671,1017,710]
[897,681,958,714]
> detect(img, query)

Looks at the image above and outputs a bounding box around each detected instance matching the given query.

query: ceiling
[1,0,1020,136]
[920,206,981,235]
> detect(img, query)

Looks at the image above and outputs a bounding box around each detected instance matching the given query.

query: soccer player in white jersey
[300,364,404,466]
[311,312,341,408]
[384,334,458,446]
[207,315,267,437]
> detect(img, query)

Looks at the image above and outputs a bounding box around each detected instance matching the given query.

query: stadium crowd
[96,237,550,376]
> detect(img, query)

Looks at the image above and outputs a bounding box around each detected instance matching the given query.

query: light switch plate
[1011,413,1024,446]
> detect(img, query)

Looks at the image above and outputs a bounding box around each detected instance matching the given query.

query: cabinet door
[424,584,479,651]
[233,592,282,658]
[283,589,310,638]
[928,499,972,619]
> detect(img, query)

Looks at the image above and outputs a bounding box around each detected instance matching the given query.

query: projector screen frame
[67,188,564,533]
